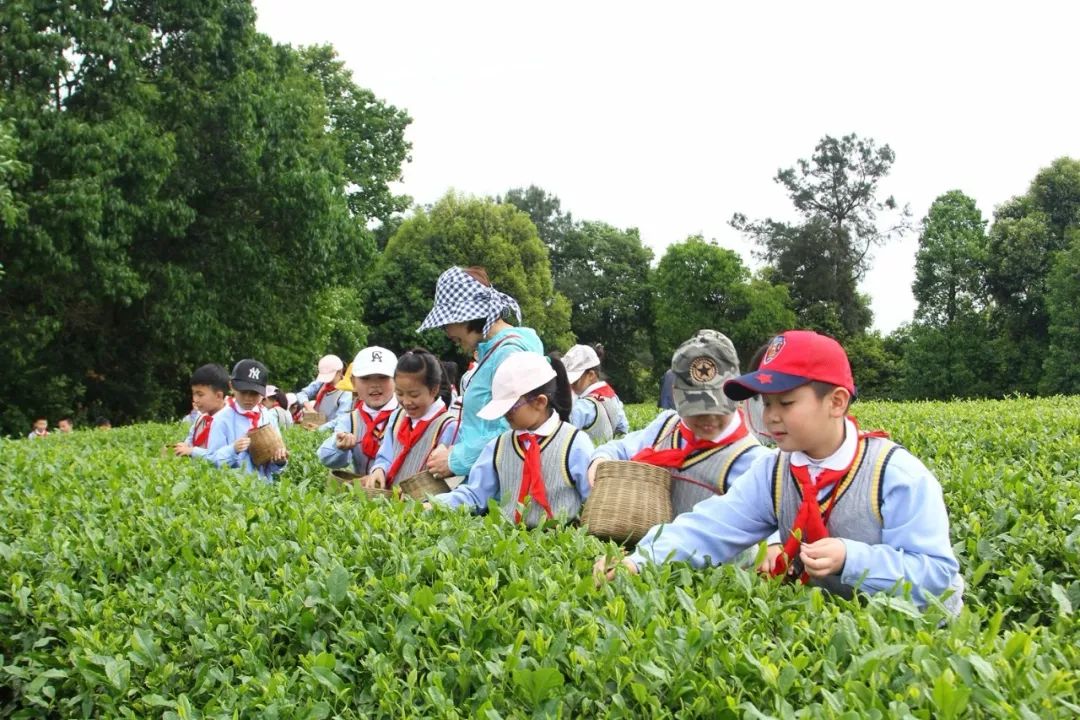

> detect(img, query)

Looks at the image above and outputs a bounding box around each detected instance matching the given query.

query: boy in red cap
[594,330,964,614]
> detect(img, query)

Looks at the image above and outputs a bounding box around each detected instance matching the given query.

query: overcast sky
[254,1,1079,333]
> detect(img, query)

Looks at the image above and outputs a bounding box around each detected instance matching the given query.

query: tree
[362,192,574,362]
[502,185,574,263]
[651,236,796,370]
[983,158,1080,395]
[549,221,654,402]
[732,133,910,339]
[0,0,409,434]
[1040,229,1080,395]
[901,191,996,399]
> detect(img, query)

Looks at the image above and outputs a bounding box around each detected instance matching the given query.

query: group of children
[27,416,109,438]
[172,326,963,612]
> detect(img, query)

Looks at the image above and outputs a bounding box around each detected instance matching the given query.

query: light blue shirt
[569,382,630,436]
[448,325,544,476]
[371,401,458,475]
[317,398,400,473]
[628,426,960,608]
[436,413,594,513]
[296,378,352,430]
[206,402,287,482]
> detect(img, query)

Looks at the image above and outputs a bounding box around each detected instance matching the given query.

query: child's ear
[827,387,851,418]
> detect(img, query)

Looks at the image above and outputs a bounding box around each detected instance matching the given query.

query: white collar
[231,399,264,416]
[790,418,857,471]
[404,398,445,425]
[581,380,608,396]
[515,411,561,438]
[363,396,399,416]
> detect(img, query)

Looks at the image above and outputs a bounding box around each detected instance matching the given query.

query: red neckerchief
[385,406,448,485]
[228,397,261,431]
[586,383,617,399]
[631,417,750,468]
[314,382,337,408]
[192,414,214,448]
[515,432,553,523]
[772,419,889,582]
[359,405,394,459]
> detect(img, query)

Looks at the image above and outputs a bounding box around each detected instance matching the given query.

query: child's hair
[440,360,459,390]
[526,356,573,421]
[810,381,855,411]
[746,341,770,372]
[95,416,111,427]
[588,343,606,379]
[190,363,230,394]
[396,347,451,405]
[271,389,289,408]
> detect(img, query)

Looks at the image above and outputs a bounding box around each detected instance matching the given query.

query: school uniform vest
[384,409,456,481]
[316,387,346,419]
[773,436,965,613]
[493,421,583,528]
[649,413,762,515]
[580,396,615,445]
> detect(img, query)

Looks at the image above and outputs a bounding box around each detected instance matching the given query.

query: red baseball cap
[723,330,855,400]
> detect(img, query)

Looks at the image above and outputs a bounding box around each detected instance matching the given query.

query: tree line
[1,1,1077,436]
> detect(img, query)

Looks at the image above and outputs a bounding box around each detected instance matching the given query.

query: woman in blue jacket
[418,266,544,480]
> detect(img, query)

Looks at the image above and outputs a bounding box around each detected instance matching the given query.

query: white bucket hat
[477,352,555,420]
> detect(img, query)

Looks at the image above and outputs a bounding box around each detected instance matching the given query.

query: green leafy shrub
[1,399,1078,717]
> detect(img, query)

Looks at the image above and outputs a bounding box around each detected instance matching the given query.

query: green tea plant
[1,398,1078,717]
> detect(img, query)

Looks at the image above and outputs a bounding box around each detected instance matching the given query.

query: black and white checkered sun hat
[417,266,522,335]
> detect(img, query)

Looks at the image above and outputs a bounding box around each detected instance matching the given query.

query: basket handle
[668,472,721,495]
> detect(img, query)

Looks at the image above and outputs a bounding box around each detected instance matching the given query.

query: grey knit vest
[580,396,614,445]
[649,413,762,515]
[494,421,583,527]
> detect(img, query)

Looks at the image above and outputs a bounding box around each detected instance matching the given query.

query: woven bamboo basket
[328,469,394,500]
[398,470,451,500]
[248,424,285,466]
[301,410,328,430]
[581,461,673,545]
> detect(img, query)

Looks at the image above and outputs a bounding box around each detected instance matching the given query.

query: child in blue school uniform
[174,363,230,461]
[356,348,458,489]
[318,347,399,476]
[562,343,629,444]
[432,352,594,528]
[206,359,289,482]
[295,354,352,429]
[589,330,769,518]
[594,330,965,615]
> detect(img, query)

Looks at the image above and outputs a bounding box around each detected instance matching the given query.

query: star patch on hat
[689,356,718,383]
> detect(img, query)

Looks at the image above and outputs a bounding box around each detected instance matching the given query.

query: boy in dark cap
[206,359,288,482]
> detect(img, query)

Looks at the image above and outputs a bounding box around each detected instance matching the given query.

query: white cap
[316,354,345,383]
[477,352,556,420]
[286,392,297,408]
[352,346,397,378]
[561,344,601,384]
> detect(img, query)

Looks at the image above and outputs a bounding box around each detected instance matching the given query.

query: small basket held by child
[581,461,673,545]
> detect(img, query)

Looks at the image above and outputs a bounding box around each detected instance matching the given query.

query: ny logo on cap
[371,351,383,362]
[248,367,261,380]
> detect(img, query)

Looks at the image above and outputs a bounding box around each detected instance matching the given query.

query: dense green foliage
[0,0,410,434]
[2,397,1079,717]
[651,236,795,372]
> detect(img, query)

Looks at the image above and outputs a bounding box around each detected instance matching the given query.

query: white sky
[254,0,1080,333]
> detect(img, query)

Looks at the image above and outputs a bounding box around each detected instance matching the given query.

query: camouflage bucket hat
[671,329,740,417]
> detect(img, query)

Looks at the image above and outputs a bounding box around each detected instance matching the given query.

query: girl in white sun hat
[431,352,594,528]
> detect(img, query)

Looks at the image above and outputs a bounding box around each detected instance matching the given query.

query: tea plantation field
[2,397,1079,718]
